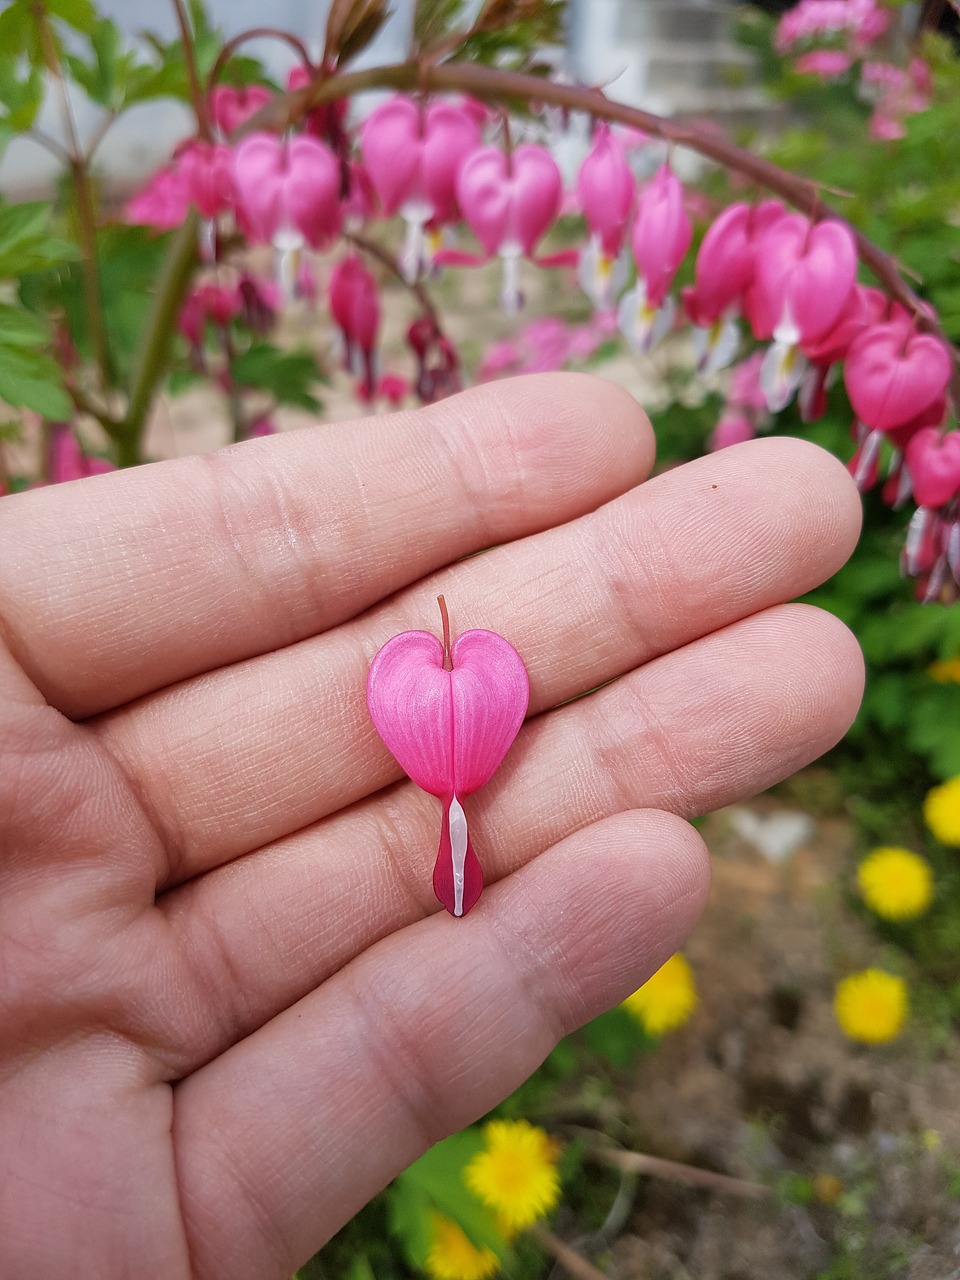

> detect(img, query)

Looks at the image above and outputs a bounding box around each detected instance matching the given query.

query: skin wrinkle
[174,1106,290,1280]
[593,673,693,817]
[485,877,585,1045]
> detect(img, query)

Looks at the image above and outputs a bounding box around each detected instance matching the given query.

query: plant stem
[248,58,959,389]
[587,1145,769,1199]
[528,1225,610,1280]
[120,213,198,462]
[34,3,114,390]
[209,27,313,92]
[171,0,212,140]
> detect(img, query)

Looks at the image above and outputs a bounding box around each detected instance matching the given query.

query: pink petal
[366,628,529,797]
[844,324,952,432]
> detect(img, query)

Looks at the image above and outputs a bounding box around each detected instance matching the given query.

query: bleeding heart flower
[576,124,635,258]
[751,215,857,345]
[687,200,784,327]
[844,323,952,432]
[367,598,529,917]
[329,256,380,397]
[209,85,273,136]
[905,428,960,509]
[631,163,692,311]
[361,97,481,281]
[232,132,341,252]
[709,413,757,452]
[177,141,236,219]
[125,165,190,231]
[48,424,115,484]
[456,143,563,312]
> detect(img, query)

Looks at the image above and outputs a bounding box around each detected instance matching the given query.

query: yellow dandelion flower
[924,776,960,846]
[833,969,907,1044]
[857,846,933,920]
[621,953,698,1036]
[929,657,960,683]
[464,1120,561,1233]
[424,1214,499,1280]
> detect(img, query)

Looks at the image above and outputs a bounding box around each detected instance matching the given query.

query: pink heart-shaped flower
[752,215,856,342]
[905,428,960,509]
[576,123,635,258]
[360,97,480,221]
[631,163,692,309]
[844,323,952,432]
[232,132,341,248]
[456,144,562,257]
[367,616,529,917]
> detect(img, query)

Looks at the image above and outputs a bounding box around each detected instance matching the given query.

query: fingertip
[450,373,655,501]
[489,807,711,1030]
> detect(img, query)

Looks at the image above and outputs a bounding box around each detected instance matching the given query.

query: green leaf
[0,1,34,59]
[0,343,71,418]
[45,0,98,34]
[231,342,324,412]
[0,304,51,347]
[387,1176,435,1269]
[0,58,44,132]
[0,201,79,278]
[64,18,130,109]
[582,1005,653,1067]
[400,1131,507,1254]
[0,201,50,253]
[345,1256,376,1280]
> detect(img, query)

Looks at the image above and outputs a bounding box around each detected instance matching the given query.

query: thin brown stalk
[208,27,313,93]
[588,1145,769,1199]
[171,0,212,139]
[528,1224,611,1280]
[33,4,113,388]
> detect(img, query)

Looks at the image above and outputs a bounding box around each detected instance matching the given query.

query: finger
[173,808,710,1280]
[95,437,861,884]
[164,602,862,1072]
[0,375,652,718]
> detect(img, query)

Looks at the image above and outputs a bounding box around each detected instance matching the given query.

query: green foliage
[230,343,326,413]
[0,201,76,417]
[387,1130,508,1270]
[581,1006,654,1069]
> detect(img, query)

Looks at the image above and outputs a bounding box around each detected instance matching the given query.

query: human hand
[0,374,863,1279]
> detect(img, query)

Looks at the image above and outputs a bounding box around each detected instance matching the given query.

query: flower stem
[171,0,212,140]
[438,594,452,670]
[34,5,114,391]
[119,213,199,463]
[527,1225,610,1280]
[209,27,313,92]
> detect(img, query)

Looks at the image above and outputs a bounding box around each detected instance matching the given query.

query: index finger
[0,374,652,718]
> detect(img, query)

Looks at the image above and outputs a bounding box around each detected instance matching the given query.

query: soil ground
[604,792,960,1280]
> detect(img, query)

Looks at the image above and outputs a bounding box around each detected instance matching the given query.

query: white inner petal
[448,796,468,918]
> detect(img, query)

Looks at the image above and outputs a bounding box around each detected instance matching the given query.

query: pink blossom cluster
[861,58,933,140]
[120,75,958,599]
[776,0,889,59]
[478,311,618,381]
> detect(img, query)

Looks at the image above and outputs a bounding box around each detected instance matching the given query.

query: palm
[0,375,863,1280]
